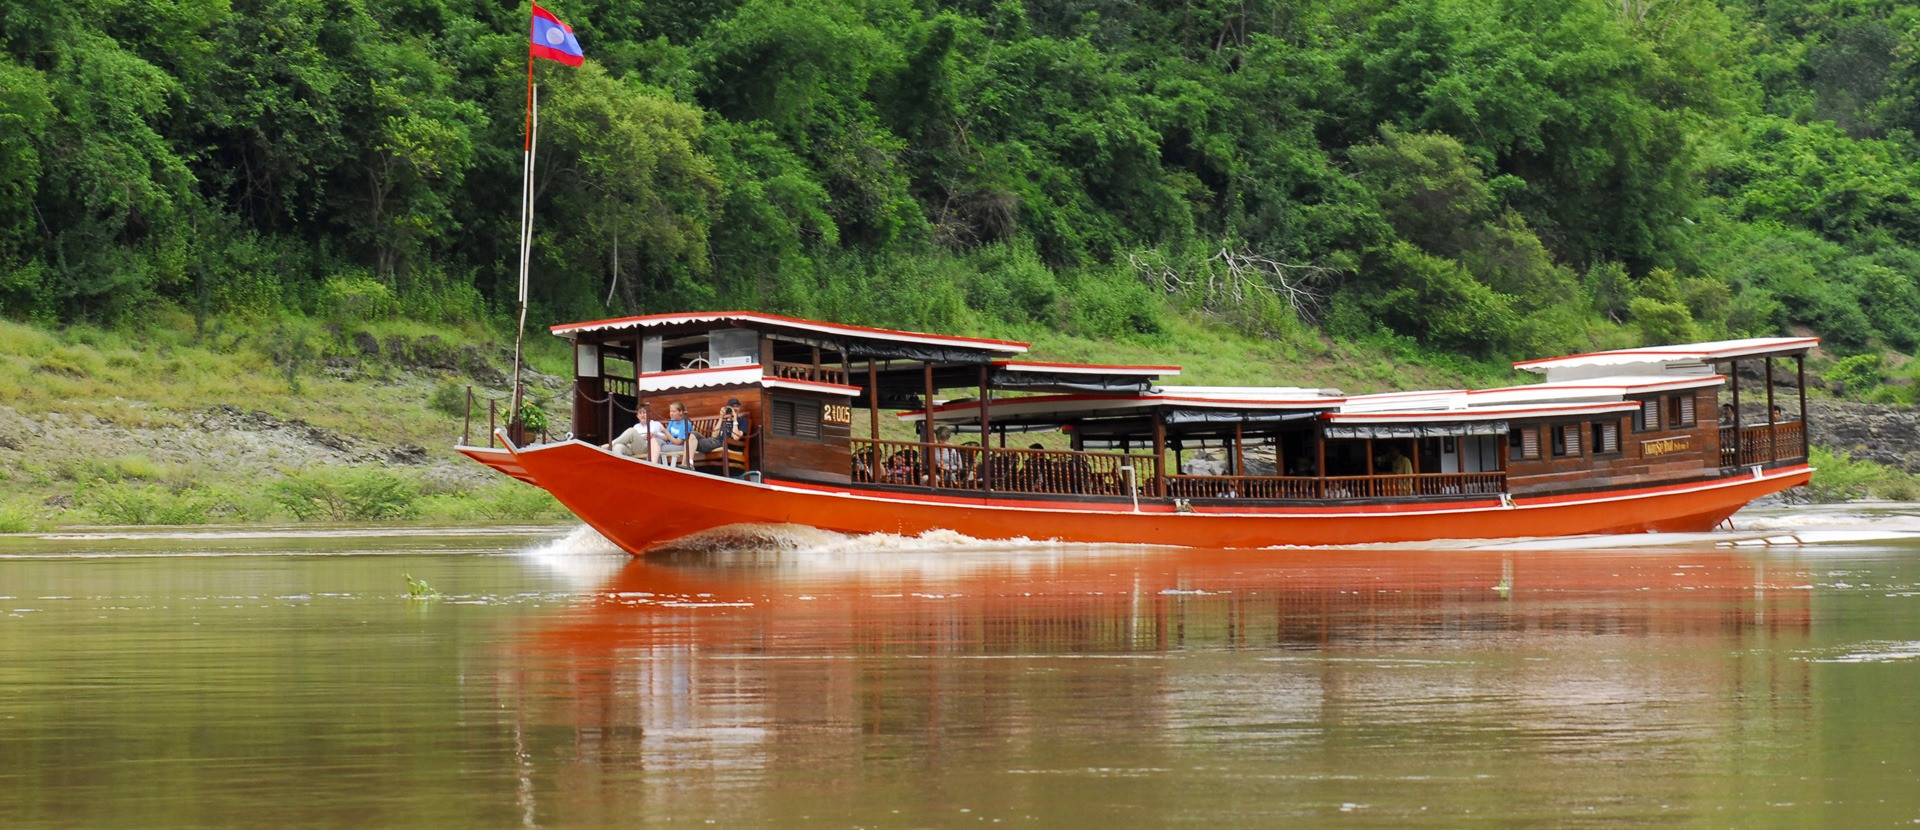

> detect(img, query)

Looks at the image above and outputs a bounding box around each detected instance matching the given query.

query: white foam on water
[515,525,628,588]
[1812,641,1920,663]
[652,523,1074,556]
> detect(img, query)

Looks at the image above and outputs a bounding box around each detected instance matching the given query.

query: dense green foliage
[5,0,1920,358]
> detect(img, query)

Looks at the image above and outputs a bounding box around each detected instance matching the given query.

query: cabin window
[770,395,822,440]
[1634,399,1659,433]
[1591,420,1620,455]
[1667,393,1696,427]
[1551,424,1581,458]
[1509,427,1540,461]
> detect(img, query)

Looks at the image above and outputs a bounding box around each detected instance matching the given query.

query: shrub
[1629,297,1695,344]
[1824,353,1884,398]
[271,468,420,521]
[416,483,568,522]
[430,381,469,417]
[0,503,31,533]
[87,484,220,525]
[1801,446,1919,503]
[320,275,398,325]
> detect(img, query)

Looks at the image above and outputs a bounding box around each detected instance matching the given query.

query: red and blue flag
[530,5,584,66]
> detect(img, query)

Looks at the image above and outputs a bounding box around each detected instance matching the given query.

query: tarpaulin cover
[987,368,1155,394]
[1163,409,1325,426]
[1322,421,1510,439]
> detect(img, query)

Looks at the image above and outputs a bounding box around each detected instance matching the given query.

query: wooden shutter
[1562,425,1581,455]
[795,403,820,439]
[1596,421,1619,454]
[771,399,796,436]
[1677,394,1696,426]
[1521,428,1540,459]
[1640,400,1659,431]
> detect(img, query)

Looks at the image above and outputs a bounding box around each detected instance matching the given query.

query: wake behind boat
[459,311,1813,555]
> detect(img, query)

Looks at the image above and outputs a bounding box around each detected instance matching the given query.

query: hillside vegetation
[8,0,1920,526]
[5,0,1920,362]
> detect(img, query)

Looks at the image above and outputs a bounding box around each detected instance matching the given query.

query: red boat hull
[460,442,1811,555]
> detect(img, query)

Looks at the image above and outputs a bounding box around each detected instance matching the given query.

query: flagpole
[511,82,538,429]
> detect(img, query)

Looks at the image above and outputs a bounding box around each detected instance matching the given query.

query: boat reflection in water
[498,536,1817,825]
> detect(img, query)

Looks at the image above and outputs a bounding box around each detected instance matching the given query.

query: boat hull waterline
[461,441,1811,555]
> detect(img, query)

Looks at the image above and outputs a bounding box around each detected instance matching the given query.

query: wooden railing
[770,361,849,386]
[1720,422,1807,467]
[851,439,1153,497]
[1167,472,1505,500]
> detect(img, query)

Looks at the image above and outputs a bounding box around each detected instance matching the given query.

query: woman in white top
[606,404,666,462]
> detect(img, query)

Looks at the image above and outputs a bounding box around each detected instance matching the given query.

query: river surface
[3,505,1920,828]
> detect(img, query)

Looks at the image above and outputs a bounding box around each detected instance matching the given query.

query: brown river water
[3,505,1919,828]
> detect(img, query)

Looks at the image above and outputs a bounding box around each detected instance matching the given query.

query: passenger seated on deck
[1021,443,1056,491]
[653,402,695,465]
[884,450,918,484]
[1720,403,1736,425]
[695,398,749,456]
[605,403,663,461]
[979,448,1020,489]
[928,425,965,486]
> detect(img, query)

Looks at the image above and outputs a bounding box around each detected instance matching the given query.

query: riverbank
[0,313,1911,530]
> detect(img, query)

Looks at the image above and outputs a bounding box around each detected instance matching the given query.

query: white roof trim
[553,311,1029,354]
[637,365,762,393]
[1516,337,1818,375]
[763,377,862,397]
[1327,401,1641,422]
[1467,374,1725,405]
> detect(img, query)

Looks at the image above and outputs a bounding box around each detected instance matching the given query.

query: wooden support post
[811,345,821,380]
[1728,357,1743,463]
[1765,356,1778,463]
[1233,422,1245,477]
[1152,415,1167,498]
[923,361,936,445]
[979,364,993,492]
[1765,356,1776,423]
[868,358,881,481]
[1797,354,1809,459]
[463,385,473,445]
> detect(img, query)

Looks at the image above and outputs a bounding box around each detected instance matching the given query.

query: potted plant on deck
[509,400,550,446]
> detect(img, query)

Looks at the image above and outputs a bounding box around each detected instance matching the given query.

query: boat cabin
[548,312,1814,506]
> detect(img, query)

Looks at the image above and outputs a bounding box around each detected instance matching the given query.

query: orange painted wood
[491,441,1810,555]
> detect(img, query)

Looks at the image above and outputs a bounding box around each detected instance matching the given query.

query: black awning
[1323,421,1509,439]
[1163,409,1324,426]
[987,367,1154,394]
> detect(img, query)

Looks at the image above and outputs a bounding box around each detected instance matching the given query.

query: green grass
[1803,446,1920,503]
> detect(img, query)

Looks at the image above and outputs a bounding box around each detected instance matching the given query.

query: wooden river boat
[458,311,1814,555]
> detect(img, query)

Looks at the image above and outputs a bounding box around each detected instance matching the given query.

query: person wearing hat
[695,397,749,456]
[606,403,664,461]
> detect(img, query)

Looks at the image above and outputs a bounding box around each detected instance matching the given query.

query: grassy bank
[0,308,1906,531]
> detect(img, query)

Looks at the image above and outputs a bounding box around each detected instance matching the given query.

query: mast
[510,82,539,424]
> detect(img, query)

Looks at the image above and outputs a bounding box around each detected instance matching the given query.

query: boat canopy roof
[552,310,1029,362]
[1515,336,1818,381]
[901,387,1345,429]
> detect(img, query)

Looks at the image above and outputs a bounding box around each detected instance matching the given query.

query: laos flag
[530,5,584,66]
